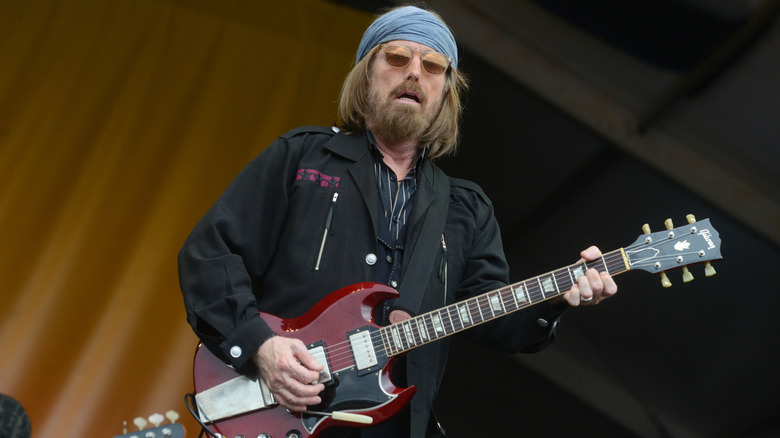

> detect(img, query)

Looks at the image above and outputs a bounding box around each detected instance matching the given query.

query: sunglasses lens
[383,45,450,75]
[384,45,413,68]
[422,53,449,75]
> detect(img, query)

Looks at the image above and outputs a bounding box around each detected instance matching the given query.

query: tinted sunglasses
[380,44,452,75]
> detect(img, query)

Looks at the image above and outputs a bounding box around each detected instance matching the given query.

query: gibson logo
[674,240,691,251]
[698,229,716,250]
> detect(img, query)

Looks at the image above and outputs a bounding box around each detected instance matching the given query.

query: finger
[567,284,582,306]
[586,268,604,295]
[292,342,324,372]
[287,347,324,385]
[600,272,618,297]
[282,358,321,387]
[580,246,602,261]
[275,385,323,412]
[578,273,594,304]
[282,376,324,400]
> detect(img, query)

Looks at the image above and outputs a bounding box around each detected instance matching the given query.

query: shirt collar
[367,131,428,178]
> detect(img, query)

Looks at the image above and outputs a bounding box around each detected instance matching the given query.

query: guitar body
[193,282,417,438]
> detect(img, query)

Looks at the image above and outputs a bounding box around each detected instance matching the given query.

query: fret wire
[382,327,394,355]
[388,326,397,355]
[499,288,511,312]
[499,290,508,313]
[487,293,498,317]
[403,320,417,348]
[551,271,561,295]
[484,292,492,313]
[461,301,470,327]
[433,310,444,338]
[379,327,388,355]
[509,284,519,309]
[444,306,456,333]
[408,319,419,347]
[466,297,477,325]
[475,295,485,322]
[451,303,461,330]
[447,303,463,333]
[417,317,428,343]
[395,324,405,351]
[397,324,407,351]
[477,295,487,322]
[520,282,531,306]
[536,277,545,299]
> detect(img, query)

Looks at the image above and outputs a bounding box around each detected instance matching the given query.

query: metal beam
[423,0,780,248]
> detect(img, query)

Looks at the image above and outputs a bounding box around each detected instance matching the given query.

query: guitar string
[320,250,630,368]
[324,249,630,365]
[318,234,710,368]
[324,244,670,367]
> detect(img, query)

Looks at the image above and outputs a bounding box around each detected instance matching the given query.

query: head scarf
[356,6,458,69]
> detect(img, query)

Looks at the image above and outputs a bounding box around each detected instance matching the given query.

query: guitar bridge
[195,373,276,423]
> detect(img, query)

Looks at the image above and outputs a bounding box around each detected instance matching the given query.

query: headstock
[113,410,185,438]
[625,214,722,287]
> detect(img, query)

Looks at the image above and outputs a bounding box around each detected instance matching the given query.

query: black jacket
[179,127,565,436]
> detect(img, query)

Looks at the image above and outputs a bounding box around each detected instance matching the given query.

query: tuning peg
[660,271,672,288]
[149,413,164,427]
[688,214,716,276]
[123,420,128,434]
[165,410,180,423]
[642,223,651,234]
[133,416,148,430]
[682,266,694,282]
[664,218,674,230]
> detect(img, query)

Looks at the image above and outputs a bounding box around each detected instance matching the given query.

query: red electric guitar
[191,215,722,438]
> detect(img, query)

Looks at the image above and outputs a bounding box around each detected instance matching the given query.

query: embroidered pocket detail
[296,168,340,188]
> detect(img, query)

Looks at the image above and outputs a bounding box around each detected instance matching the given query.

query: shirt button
[537,318,549,328]
[229,346,242,358]
[392,216,399,223]
[390,280,398,288]
[386,255,393,263]
[365,253,377,265]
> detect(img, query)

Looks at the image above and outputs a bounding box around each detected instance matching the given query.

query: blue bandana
[356,6,458,69]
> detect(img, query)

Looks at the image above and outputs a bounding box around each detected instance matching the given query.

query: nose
[405,52,423,80]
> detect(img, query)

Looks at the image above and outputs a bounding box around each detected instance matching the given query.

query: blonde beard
[367,82,441,145]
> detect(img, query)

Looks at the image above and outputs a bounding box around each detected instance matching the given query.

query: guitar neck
[380,248,628,356]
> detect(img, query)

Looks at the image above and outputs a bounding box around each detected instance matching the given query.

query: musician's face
[365,40,447,142]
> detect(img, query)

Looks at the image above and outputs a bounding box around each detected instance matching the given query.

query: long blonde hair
[336,45,469,160]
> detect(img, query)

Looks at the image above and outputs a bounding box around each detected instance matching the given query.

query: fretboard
[379,248,628,356]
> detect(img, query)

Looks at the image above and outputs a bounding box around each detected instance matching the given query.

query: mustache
[388,81,426,102]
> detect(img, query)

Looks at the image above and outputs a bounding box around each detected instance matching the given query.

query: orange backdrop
[0,1,371,436]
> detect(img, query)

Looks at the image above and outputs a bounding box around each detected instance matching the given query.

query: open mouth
[395,91,421,104]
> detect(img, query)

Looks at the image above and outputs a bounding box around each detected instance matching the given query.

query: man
[179,5,617,437]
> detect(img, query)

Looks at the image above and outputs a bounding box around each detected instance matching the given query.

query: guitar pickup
[308,342,332,384]
[348,327,379,376]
